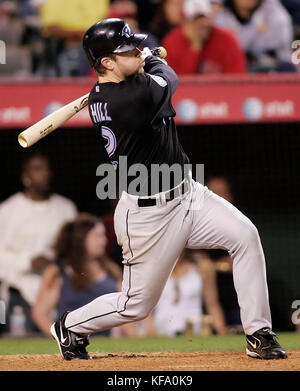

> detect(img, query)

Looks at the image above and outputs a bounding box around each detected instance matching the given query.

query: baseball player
[50,18,286,360]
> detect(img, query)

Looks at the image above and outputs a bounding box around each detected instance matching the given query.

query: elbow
[169,72,179,95]
[173,74,179,91]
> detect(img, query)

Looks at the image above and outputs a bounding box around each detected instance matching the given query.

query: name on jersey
[90,102,112,124]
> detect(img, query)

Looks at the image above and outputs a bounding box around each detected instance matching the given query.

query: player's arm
[140,49,179,121]
[143,49,178,95]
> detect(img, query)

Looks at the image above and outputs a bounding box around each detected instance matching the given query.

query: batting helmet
[82,18,148,67]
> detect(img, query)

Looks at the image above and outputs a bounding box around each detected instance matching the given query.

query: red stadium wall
[1,74,300,128]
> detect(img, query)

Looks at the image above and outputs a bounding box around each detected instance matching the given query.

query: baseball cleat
[246,327,287,360]
[50,311,91,361]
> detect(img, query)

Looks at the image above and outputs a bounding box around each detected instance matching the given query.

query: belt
[137,181,188,207]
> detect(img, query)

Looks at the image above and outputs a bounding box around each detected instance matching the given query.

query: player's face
[114,48,145,78]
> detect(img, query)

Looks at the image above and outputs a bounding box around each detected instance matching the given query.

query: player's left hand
[141,47,152,60]
[141,47,167,64]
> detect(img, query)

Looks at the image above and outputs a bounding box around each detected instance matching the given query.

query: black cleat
[50,312,92,361]
[246,327,287,360]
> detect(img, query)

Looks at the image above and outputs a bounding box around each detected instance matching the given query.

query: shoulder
[123,73,152,87]
[118,74,155,101]
[88,82,100,98]
[209,26,243,53]
[104,274,118,286]
[42,263,62,287]
[162,27,184,44]
[214,7,238,24]
[50,194,77,211]
[210,26,239,43]
[261,0,292,23]
[147,73,168,88]
[0,192,25,211]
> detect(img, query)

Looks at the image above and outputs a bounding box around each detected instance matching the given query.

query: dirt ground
[0,350,299,371]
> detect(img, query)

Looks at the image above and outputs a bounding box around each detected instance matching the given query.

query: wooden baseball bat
[18,47,167,148]
[18,93,89,148]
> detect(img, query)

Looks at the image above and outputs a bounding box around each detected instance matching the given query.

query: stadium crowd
[0,152,243,338]
[0,0,300,77]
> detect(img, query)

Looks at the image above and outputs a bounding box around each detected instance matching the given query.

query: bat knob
[151,46,167,59]
[157,46,167,59]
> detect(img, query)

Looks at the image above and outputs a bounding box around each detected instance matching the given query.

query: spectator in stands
[196,176,243,333]
[108,0,158,48]
[32,214,122,337]
[148,0,185,44]
[18,0,48,76]
[102,199,123,268]
[214,0,296,72]
[0,0,31,77]
[152,248,228,336]
[135,0,161,32]
[280,0,300,32]
[0,152,77,334]
[162,0,247,74]
[210,0,224,17]
[39,0,110,76]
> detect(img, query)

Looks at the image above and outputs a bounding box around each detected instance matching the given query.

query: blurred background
[0,0,299,338]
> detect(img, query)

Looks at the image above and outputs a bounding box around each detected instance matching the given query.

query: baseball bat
[18,47,167,148]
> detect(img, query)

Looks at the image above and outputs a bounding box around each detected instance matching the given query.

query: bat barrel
[18,134,29,148]
[17,93,89,148]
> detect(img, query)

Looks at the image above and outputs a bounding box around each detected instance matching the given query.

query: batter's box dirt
[0,350,299,371]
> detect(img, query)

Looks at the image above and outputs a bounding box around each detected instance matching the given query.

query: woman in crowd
[214,0,296,72]
[152,248,228,336]
[32,213,122,337]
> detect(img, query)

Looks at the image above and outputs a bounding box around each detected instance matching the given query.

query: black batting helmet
[82,18,147,67]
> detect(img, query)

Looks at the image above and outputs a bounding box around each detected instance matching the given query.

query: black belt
[137,181,188,207]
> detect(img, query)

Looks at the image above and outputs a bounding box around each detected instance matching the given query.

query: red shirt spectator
[162,24,247,74]
[162,0,247,74]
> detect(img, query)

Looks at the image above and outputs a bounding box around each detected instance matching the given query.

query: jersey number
[101,126,117,157]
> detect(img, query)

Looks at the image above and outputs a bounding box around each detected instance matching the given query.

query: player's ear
[101,56,114,71]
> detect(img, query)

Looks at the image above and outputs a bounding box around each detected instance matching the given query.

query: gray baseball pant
[65,180,271,335]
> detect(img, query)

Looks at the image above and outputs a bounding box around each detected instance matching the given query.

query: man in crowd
[0,152,77,333]
[162,0,247,74]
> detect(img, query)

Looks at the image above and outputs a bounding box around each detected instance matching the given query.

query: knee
[238,220,260,246]
[132,308,150,322]
[119,298,153,322]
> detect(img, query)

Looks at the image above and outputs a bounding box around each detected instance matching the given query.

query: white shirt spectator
[153,265,203,337]
[0,192,77,304]
[214,0,294,69]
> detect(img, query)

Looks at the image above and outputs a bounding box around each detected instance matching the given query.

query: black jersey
[88,56,189,195]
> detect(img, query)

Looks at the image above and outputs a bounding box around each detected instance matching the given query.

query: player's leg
[185,181,286,359]
[62,195,190,335]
